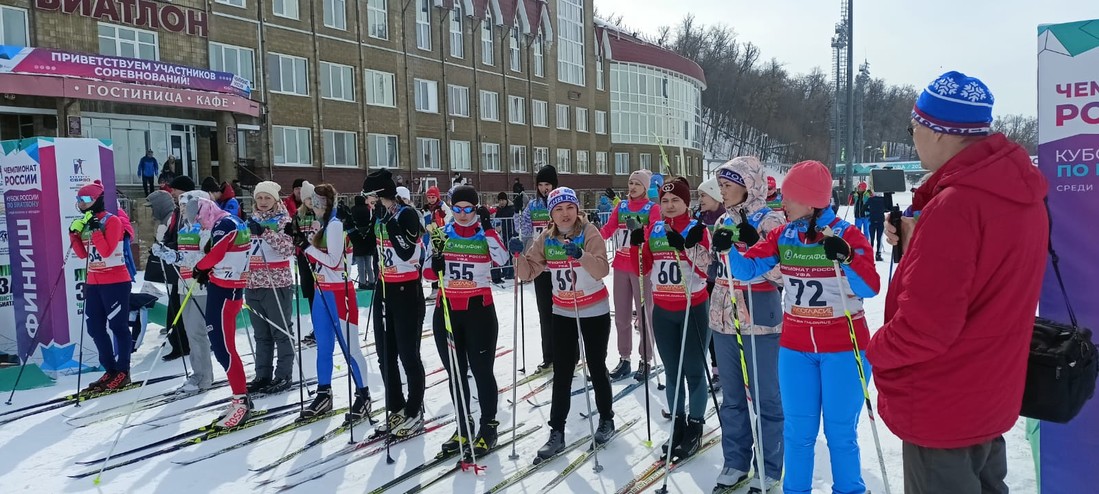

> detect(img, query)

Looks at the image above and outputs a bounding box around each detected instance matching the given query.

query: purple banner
[0,45,251,97]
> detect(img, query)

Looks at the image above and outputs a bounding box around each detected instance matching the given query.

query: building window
[481,143,501,172]
[98,23,158,60]
[274,126,312,166]
[556,0,585,86]
[448,85,470,117]
[322,130,357,167]
[533,33,544,77]
[595,110,607,134]
[365,69,395,107]
[640,153,652,171]
[576,107,588,133]
[414,79,439,113]
[449,4,464,58]
[209,43,255,90]
[556,148,571,174]
[321,62,355,101]
[596,55,605,91]
[510,145,527,172]
[480,90,499,121]
[0,7,28,46]
[368,134,399,168]
[450,140,472,171]
[417,138,442,170]
[273,0,299,19]
[576,150,590,174]
[323,0,347,30]
[367,0,388,39]
[534,147,549,168]
[481,8,494,66]
[416,0,431,50]
[595,151,608,174]
[509,25,521,72]
[610,63,704,150]
[531,100,548,128]
[268,53,308,96]
[556,104,569,130]
[508,96,526,125]
[216,0,246,7]
[615,152,630,175]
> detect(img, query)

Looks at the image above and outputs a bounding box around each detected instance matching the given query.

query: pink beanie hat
[782,161,833,209]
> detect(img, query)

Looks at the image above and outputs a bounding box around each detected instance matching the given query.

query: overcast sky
[595,0,1099,117]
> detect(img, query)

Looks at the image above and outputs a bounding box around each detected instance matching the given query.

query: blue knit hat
[547,187,579,211]
[912,71,994,135]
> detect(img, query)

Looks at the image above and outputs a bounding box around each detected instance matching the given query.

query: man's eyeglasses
[452,205,476,214]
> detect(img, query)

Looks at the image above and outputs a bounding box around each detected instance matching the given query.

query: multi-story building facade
[0,0,703,196]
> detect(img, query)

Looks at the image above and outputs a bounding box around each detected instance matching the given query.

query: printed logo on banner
[73,158,84,175]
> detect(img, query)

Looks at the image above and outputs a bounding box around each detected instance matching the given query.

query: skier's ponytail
[806,208,822,243]
[311,184,338,246]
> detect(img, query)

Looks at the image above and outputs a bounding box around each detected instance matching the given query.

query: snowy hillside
[0,196,1039,493]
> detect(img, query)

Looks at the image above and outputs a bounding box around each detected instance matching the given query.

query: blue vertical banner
[1037,19,1099,493]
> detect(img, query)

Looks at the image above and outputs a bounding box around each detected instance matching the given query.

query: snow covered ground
[0,196,1039,493]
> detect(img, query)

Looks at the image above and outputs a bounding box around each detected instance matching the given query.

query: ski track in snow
[0,195,1038,493]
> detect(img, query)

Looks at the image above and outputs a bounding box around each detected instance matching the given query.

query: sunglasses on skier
[77,195,96,204]
[451,205,476,214]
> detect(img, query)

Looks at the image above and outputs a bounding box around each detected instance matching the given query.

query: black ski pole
[627,218,654,448]
[518,273,526,374]
[74,255,91,407]
[5,247,73,405]
[157,254,189,380]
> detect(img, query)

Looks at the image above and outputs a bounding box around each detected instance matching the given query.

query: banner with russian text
[0,45,250,97]
[1036,19,1099,493]
[0,138,117,375]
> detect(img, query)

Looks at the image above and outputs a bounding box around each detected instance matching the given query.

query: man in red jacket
[869,71,1048,494]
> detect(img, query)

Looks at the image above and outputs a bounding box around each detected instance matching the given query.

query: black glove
[247,219,265,236]
[283,221,298,237]
[478,206,494,231]
[823,235,852,263]
[193,267,211,286]
[712,228,735,253]
[335,204,351,222]
[629,228,645,246]
[737,211,760,247]
[293,232,311,250]
[666,227,686,252]
[683,223,705,249]
[86,214,102,231]
[563,241,583,260]
[431,253,446,274]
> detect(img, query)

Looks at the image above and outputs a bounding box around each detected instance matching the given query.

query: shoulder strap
[1046,198,1078,328]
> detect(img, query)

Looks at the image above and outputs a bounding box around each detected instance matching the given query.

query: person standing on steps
[630,176,713,462]
[513,186,617,460]
[599,168,660,381]
[138,149,159,196]
[298,184,373,422]
[708,157,787,492]
[517,164,559,372]
[185,196,253,428]
[364,169,428,437]
[869,71,1048,494]
[153,190,216,394]
[243,181,296,395]
[423,185,509,458]
[69,180,133,392]
[726,160,880,494]
[696,177,725,390]
[287,181,318,345]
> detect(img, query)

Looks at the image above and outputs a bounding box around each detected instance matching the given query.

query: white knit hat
[253,180,281,201]
[698,177,721,202]
[300,180,315,205]
[396,186,412,202]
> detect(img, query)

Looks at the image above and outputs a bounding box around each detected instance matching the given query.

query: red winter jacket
[867,133,1048,449]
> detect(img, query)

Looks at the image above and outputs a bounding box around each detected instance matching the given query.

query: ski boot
[661,414,686,460]
[103,371,131,391]
[82,372,114,393]
[472,420,499,457]
[632,361,651,381]
[392,411,424,437]
[301,385,333,419]
[671,416,704,461]
[346,387,373,424]
[536,361,553,373]
[440,416,475,457]
[710,373,721,393]
[261,377,292,394]
[608,359,631,380]
[594,418,616,444]
[534,429,566,464]
[714,467,750,492]
[215,395,252,428]
[247,377,272,394]
[746,475,781,493]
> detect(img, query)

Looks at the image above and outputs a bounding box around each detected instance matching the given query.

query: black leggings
[870,221,885,254]
[296,254,316,306]
[373,280,427,415]
[432,296,499,430]
[548,312,614,431]
[533,272,554,363]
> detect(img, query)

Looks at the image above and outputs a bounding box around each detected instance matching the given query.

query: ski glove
[247,219,265,236]
[429,226,447,255]
[628,228,645,247]
[683,223,705,249]
[193,267,211,286]
[86,214,102,231]
[151,243,183,265]
[431,253,446,275]
[69,211,93,233]
[478,206,494,232]
[563,241,583,260]
[712,228,735,253]
[293,232,311,251]
[507,237,525,256]
[823,236,852,264]
[737,211,760,247]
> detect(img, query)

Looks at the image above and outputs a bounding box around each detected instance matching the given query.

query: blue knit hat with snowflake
[547,187,579,211]
[912,71,995,135]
